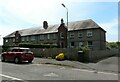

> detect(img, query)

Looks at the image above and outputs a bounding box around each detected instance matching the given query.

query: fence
[31,48,78,60]
[31,48,118,62]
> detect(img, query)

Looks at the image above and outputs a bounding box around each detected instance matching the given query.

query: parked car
[1,47,34,64]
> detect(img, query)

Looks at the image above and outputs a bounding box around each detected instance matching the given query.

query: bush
[18,43,58,48]
[80,46,90,62]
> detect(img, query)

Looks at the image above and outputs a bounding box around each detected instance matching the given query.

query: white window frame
[40,35,44,40]
[79,42,83,47]
[5,39,8,43]
[70,33,74,38]
[87,30,92,37]
[70,42,75,48]
[60,32,64,39]
[53,34,56,39]
[31,36,35,41]
[22,37,25,41]
[87,41,93,48]
[78,32,83,38]
[26,36,29,41]
[47,34,50,39]
[13,38,15,42]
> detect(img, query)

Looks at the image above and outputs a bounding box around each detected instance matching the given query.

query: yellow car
[55,53,65,60]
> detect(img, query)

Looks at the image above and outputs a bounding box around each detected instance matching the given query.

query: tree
[107,41,119,49]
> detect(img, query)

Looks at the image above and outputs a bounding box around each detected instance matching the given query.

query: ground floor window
[70,42,74,48]
[79,42,83,47]
[87,41,93,48]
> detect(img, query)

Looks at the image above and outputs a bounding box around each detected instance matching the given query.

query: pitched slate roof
[4,19,105,38]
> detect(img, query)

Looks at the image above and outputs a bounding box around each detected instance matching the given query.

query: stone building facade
[3,19,106,50]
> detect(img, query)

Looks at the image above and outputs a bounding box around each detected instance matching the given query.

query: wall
[31,48,118,62]
[31,48,78,60]
[89,49,118,62]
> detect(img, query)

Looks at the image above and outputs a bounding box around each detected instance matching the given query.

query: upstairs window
[78,32,83,38]
[60,32,64,39]
[40,35,44,41]
[13,38,15,42]
[47,34,50,39]
[31,36,35,41]
[69,33,74,39]
[87,30,92,37]
[26,36,29,41]
[5,39,8,43]
[22,37,25,41]
[53,34,56,40]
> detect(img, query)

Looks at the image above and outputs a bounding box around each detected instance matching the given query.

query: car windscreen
[22,49,32,53]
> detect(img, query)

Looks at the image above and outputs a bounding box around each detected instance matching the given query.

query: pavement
[33,56,119,74]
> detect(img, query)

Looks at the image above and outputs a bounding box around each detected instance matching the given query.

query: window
[87,41,93,48]
[60,32,64,38]
[26,36,29,41]
[70,42,74,48]
[22,37,25,41]
[5,39,8,43]
[78,32,83,38]
[31,36,35,41]
[40,35,44,41]
[47,34,50,39]
[87,30,92,37]
[70,33,74,38]
[53,34,56,40]
[79,42,83,47]
[13,38,15,42]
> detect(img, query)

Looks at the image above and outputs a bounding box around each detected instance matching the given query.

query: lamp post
[61,3,68,28]
[61,3,69,48]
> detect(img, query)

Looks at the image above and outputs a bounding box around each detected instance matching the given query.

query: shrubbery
[2,43,58,52]
[18,43,58,48]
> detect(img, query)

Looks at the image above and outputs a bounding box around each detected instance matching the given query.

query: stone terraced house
[3,19,106,50]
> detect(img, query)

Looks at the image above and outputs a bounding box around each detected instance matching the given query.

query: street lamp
[61,3,69,48]
[61,3,68,28]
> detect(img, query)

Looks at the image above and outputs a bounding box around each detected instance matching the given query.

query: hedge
[18,43,58,48]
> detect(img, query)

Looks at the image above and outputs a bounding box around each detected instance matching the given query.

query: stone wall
[31,48,118,62]
[89,49,118,62]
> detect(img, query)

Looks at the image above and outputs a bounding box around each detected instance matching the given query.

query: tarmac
[34,56,119,74]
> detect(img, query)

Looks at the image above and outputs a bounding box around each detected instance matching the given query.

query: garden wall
[31,48,118,62]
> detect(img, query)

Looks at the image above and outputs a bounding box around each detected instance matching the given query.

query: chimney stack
[43,21,48,29]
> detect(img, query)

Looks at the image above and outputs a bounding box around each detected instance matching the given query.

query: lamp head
[62,3,66,7]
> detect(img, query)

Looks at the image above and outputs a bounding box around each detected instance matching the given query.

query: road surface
[0,58,118,81]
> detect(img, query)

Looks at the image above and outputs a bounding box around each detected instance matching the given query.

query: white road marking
[43,72,59,77]
[60,67,66,69]
[72,68,118,76]
[0,74,22,80]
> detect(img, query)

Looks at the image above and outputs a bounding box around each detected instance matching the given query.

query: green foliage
[2,45,14,52]
[18,43,58,48]
[107,41,120,49]
[79,46,90,62]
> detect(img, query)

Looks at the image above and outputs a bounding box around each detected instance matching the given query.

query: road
[0,58,118,81]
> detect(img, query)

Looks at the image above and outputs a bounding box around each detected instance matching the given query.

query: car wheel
[28,60,32,63]
[14,57,20,64]
[1,55,5,62]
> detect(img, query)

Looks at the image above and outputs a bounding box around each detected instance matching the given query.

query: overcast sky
[0,0,119,45]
